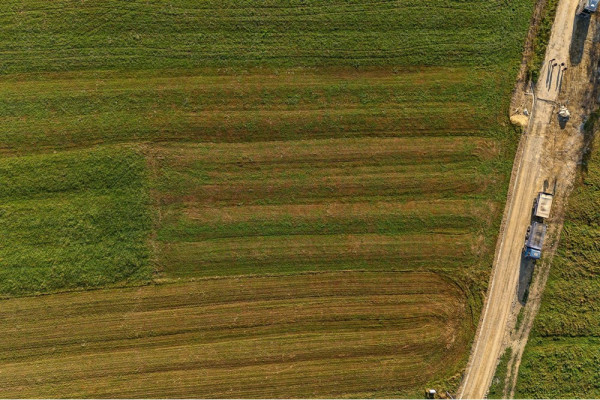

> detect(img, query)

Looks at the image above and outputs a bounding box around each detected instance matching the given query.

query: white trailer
[534,192,553,219]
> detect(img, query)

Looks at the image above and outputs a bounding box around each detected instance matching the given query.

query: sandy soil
[458,0,589,397]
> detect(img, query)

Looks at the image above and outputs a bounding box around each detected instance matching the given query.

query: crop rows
[151,137,499,287]
[0,272,470,398]
[0,67,506,154]
[0,0,532,73]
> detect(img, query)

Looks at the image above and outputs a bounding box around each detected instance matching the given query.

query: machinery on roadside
[523,192,553,260]
[558,105,570,121]
[524,222,547,259]
[533,192,553,220]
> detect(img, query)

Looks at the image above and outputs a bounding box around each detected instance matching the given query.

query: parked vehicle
[524,222,547,260]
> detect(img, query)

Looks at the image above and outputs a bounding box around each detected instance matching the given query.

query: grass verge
[488,347,513,399]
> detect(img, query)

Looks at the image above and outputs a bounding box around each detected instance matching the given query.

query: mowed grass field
[154,136,499,279]
[0,272,472,398]
[0,0,535,397]
[516,141,600,398]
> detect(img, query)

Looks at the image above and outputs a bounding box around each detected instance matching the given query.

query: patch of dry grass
[0,272,471,398]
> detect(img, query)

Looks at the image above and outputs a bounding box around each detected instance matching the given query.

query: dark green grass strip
[157,213,480,242]
[488,347,512,399]
[0,0,533,73]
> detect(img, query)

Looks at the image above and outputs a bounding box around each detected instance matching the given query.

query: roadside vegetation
[488,347,513,399]
[528,0,560,82]
[0,0,535,397]
[516,138,600,397]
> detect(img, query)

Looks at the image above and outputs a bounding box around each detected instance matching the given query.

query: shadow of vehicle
[558,113,569,128]
[570,13,591,66]
[518,256,535,305]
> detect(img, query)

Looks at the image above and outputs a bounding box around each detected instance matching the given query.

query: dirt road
[458,0,582,397]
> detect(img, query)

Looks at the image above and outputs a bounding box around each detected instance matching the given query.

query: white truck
[524,192,553,260]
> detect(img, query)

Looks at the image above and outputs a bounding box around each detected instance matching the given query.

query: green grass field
[0,0,530,72]
[0,0,535,397]
[516,140,600,398]
[0,147,151,295]
[0,67,512,152]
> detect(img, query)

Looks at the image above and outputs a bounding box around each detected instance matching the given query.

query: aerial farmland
[0,0,536,397]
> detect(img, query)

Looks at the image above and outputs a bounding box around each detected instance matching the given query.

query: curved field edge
[0,271,471,398]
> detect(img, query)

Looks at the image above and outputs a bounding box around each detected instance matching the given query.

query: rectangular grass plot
[0,146,152,295]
